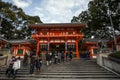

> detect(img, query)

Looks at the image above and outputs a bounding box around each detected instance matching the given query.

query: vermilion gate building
[29,23,85,58]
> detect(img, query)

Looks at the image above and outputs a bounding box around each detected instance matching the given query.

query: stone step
[0,72,113,75]
[0,77,120,80]
[0,59,119,80]
[0,70,109,73]
[1,69,109,73]
[39,73,115,75]
[0,74,119,78]
[0,72,114,75]
[0,69,112,72]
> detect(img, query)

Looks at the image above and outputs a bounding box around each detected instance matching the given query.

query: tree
[0,0,42,39]
[71,0,120,39]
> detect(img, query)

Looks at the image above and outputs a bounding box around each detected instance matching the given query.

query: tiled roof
[82,38,109,43]
[8,39,36,44]
[0,37,8,42]
[29,23,85,29]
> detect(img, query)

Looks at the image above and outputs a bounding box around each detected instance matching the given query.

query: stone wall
[0,55,8,67]
[0,49,13,67]
[97,53,120,74]
[102,57,120,74]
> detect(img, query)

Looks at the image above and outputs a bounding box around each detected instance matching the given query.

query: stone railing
[0,49,12,68]
[97,48,111,54]
[97,53,120,74]
[0,55,8,67]
[102,57,120,74]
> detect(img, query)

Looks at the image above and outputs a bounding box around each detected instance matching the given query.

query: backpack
[8,62,14,70]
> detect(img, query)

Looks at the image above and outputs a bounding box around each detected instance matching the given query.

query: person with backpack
[6,59,14,77]
[12,57,21,79]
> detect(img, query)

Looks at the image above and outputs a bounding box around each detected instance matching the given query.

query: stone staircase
[0,59,120,80]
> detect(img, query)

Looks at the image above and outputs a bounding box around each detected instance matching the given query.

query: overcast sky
[4,0,92,23]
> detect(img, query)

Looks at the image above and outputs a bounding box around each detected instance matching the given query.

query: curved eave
[9,39,36,45]
[81,42,98,48]
[0,37,9,43]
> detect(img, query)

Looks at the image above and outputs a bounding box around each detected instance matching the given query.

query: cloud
[32,0,91,23]
[3,0,91,23]
[12,0,32,8]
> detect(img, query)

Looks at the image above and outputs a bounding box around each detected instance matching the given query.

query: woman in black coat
[69,52,73,61]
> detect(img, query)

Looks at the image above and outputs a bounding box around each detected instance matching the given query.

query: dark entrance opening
[50,43,65,52]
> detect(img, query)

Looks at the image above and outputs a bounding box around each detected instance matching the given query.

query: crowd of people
[5,50,73,79]
[45,51,73,66]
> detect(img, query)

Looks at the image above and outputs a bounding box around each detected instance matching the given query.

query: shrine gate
[29,23,85,58]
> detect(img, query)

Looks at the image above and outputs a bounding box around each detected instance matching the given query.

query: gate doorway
[50,43,65,52]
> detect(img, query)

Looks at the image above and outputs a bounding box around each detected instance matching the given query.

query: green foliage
[0,0,42,39]
[109,51,120,59]
[71,0,120,39]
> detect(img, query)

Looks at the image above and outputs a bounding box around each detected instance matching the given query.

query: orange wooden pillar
[76,40,79,58]
[89,47,93,59]
[65,42,67,53]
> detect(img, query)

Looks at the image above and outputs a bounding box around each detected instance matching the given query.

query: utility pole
[109,9,118,51]
[105,0,118,51]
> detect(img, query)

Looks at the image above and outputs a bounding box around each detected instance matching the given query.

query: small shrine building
[107,35,120,51]
[81,39,99,58]
[10,39,35,58]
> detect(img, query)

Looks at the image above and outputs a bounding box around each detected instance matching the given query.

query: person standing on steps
[35,57,42,73]
[61,51,64,62]
[57,51,61,64]
[69,52,73,61]
[12,57,21,79]
[49,51,52,64]
[23,53,28,66]
[66,52,69,62]
[54,51,58,64]
[45,51,51,66]
[29,51,36,75]
[6,58,15,78]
